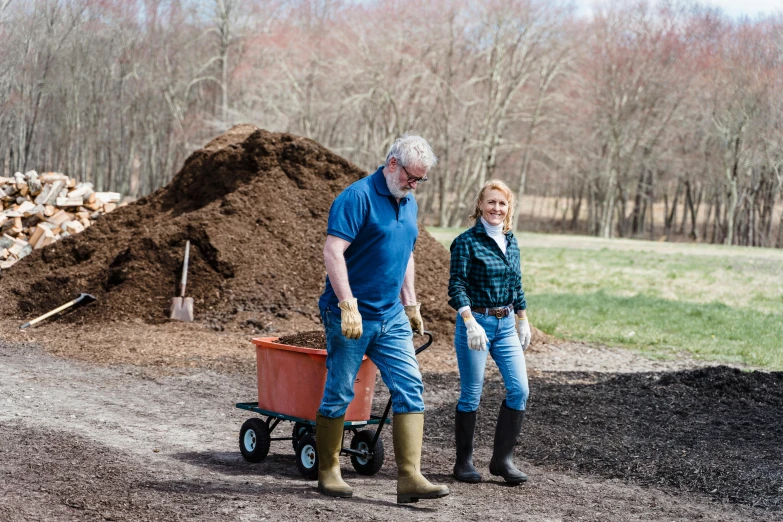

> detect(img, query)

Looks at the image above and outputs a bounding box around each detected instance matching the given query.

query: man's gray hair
[385,133,438,171]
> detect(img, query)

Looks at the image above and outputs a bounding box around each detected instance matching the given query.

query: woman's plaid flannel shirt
[447,220,526,312]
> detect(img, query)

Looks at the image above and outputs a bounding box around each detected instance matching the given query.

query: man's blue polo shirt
[319,166,418,319]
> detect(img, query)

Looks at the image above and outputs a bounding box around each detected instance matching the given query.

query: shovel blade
[170,297,194,322]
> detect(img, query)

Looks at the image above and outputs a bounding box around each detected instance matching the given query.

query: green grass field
[428,228,783,370]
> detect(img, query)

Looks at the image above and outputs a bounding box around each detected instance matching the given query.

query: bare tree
[0,0,780,249]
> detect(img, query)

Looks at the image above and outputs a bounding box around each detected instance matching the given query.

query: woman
[447,179,531,485]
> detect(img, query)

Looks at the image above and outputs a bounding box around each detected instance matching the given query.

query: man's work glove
[404,302,424,335]
[464,317,488,351]
[338,298,363,340]
[516,317,531,351]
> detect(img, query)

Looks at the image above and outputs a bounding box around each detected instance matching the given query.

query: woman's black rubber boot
[488,400,528,484]
[453,408,481,483]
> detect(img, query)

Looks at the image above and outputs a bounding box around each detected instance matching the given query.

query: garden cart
[236,331,433,479]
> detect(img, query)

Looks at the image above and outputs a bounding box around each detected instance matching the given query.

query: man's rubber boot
[488,401,528,484]
[316,413,352,498]
[393,412,450,504]
[453,409,481,483]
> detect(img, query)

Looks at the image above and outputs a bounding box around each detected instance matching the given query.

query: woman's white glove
[516,318,531,351]
[464,317,488,351]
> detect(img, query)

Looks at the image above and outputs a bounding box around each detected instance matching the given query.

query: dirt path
[1,340,772,521]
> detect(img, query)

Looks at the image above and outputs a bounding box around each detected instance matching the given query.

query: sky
[683,0,780,17]
[577,0,782,18]
[708,0,782,17]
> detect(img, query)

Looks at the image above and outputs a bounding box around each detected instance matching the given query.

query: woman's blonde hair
[469,179,515,233]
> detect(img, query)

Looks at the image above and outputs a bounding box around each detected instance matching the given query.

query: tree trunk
[713,192,723,244]
[588,182,597,235]
[570,180,584,231]
[776,197,783,248]
[600,160,618,238]
[617,186,630,237]
[630,166,646,235]
[726,176,739,246]
[701,187,714,242]
[664,180,682,235]
[690,182,702,240]
[437,160,450,227]
[679,179,691,235]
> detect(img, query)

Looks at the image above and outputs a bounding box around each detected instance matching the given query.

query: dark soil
[0,423,213,521]
[3,340,769,522]
[275,330,326,349]
[425,366,783,512]
[0,125,455,343]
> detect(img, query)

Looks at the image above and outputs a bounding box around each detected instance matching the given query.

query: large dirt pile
[0,125,455,343]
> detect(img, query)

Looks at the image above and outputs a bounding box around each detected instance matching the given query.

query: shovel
[170,240,194,322]
[19,293,97,329]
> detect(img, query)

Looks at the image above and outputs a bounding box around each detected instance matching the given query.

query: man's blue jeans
[318,306,425,419]
[454,312,529,412]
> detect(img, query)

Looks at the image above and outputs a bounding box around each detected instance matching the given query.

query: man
[316,134,449,504]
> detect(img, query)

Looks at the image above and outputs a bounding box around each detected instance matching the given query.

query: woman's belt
[470,305,513,318]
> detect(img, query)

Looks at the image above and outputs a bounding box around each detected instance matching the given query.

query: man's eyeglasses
[401,164,428,184]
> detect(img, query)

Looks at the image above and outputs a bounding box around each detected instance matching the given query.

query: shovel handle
[180,241,190,298]
[20,296,81,329]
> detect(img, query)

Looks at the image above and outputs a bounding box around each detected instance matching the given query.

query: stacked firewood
[0,171,122,270]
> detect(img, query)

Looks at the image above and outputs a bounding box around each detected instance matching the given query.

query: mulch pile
[426,366,783,511]
[0,125,455,342]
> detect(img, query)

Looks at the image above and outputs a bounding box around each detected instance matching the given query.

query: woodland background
[2,0,782,246]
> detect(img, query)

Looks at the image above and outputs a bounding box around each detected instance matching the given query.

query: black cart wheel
[296,433,319,480]
[350,430,384,475]
[292,422,313,450]
[239,418,271,463]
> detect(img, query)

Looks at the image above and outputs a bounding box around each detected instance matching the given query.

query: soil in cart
[275,331,326,350]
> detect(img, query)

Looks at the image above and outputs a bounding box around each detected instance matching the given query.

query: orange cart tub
[251,337,378,422]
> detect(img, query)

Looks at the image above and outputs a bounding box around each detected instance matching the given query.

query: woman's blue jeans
[454,312,529,412]
[317,306,425,419]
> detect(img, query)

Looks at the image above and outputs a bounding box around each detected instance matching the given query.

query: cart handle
[414,330,433,355]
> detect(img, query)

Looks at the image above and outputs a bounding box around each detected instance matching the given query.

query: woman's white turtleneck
[481,216,507,254]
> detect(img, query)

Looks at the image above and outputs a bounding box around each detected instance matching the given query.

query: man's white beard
[385,170,411,199]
